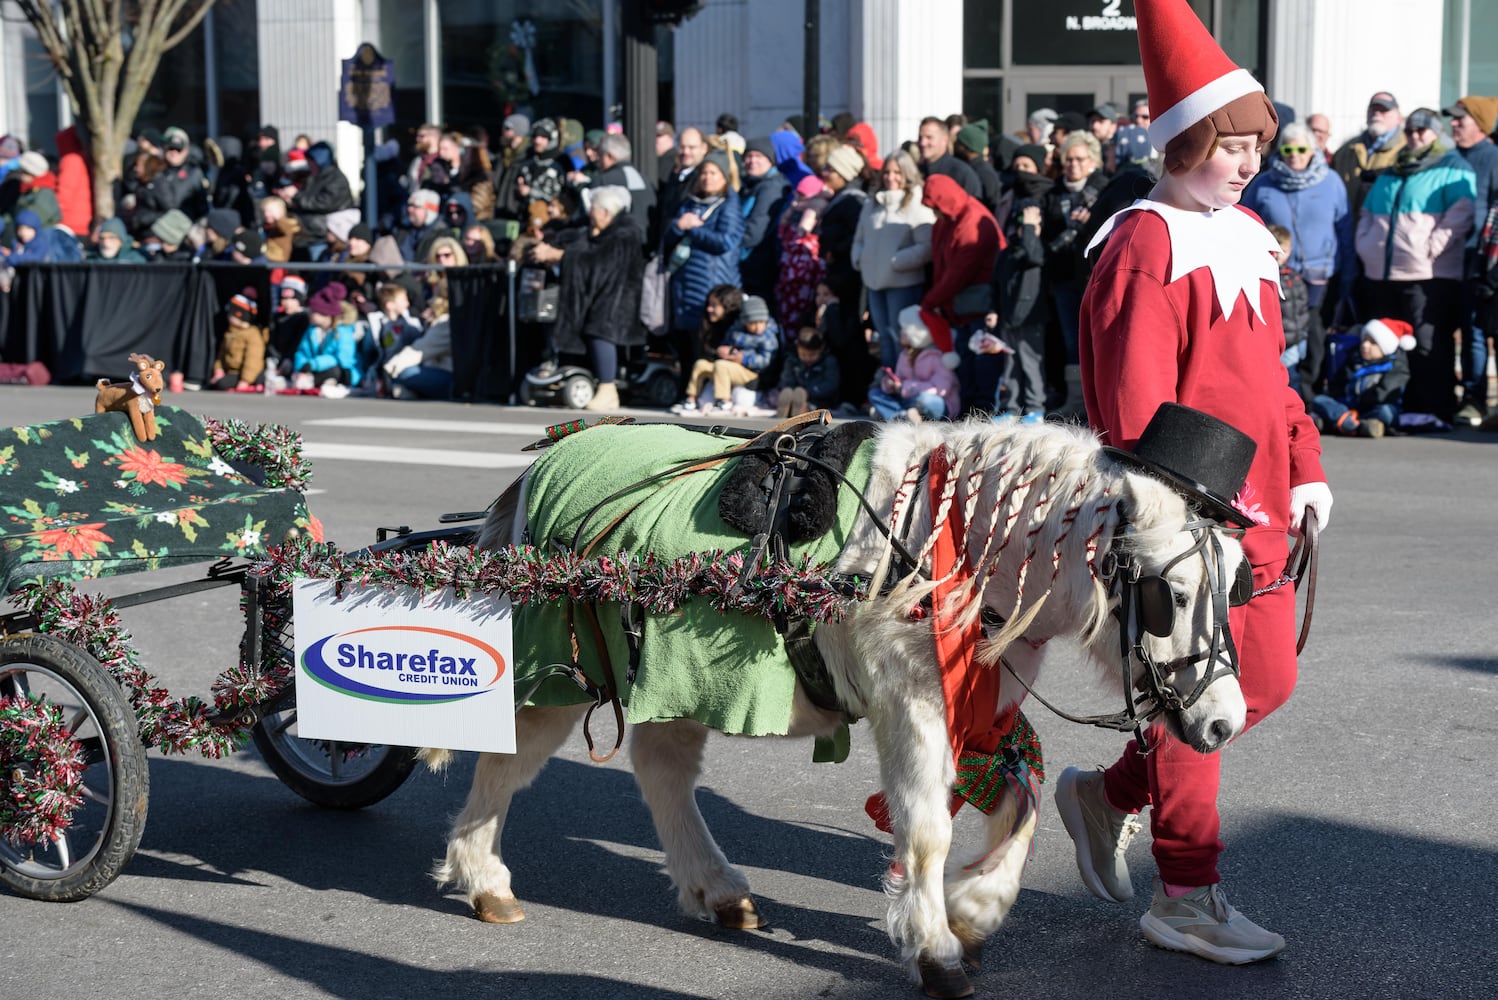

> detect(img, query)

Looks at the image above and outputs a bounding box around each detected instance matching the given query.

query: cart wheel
[517,379,537,406]
[644,371,681,408]
[0,635,149,902]
[251,710,417,810]
[561,374,595,410]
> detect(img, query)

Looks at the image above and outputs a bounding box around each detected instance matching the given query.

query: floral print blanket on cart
[0,407,312,592]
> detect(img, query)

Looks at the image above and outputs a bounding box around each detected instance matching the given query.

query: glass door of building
[1004,70,1147,133]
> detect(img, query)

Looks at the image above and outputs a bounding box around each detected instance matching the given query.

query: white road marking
[302,443,533,468]
[304,416,548,436]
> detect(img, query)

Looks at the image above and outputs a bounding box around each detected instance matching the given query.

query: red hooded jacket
[921,174,1003,322]
[54,126,94,234]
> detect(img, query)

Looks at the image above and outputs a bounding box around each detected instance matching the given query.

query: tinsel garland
[0,695,86,845]
[201,416,313,492]
[1,538,867,844]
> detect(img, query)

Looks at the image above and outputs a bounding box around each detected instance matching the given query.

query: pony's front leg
[868,697,971,997]
[631,719,763,929]
[433,703,586,923]
[943,782,1039,969]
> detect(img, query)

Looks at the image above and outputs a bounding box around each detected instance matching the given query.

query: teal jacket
[1355,147,1476,281]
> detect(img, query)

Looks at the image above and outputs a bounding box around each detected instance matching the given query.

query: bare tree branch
[161,0,214,52]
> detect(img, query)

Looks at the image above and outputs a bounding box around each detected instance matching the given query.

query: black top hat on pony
[1104,403,1257,527]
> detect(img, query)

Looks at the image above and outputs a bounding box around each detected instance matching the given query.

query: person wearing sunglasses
[1352,107,1476,421]
[1060,0,1331,965]
[1241,121,1353,403]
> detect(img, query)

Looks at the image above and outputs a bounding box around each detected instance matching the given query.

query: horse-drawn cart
[0,405,456,902]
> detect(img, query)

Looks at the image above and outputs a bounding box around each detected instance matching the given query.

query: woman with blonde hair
[1042,130,1107,409]
[853,148,936,367]
[424,235,469,302]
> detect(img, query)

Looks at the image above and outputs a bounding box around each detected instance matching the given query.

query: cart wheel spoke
[269,712,297,738]
[327,743,343,780]
[79,781,111,807]
[75,735,107,768]
[52,832,72,871]
[68,705,91,733]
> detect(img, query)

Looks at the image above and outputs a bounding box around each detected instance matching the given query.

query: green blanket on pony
[516,424,873,736]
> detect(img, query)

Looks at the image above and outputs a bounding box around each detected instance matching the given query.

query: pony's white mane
[845,418,1188,663]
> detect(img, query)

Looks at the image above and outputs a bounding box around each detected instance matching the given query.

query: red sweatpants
[1101,562,1299,887]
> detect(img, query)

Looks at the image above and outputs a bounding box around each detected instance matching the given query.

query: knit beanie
[1362,318,1416,356]
[826,144,864,182]
[504,113,531,137]
[150,209,193,247]
[1445,96,1498,136]
[1012,144,1049,171]
[740,296,770,324]
[280,275,308,302]
[231,230,263,259]
[227,287,258,323]
[206,208,240,240]
[308,282,349,319]
[745,136,776,162]
[955,119,991,154]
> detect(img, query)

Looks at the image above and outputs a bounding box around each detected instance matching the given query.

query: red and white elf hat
[1362,318,1416,355]
[898,306,962,369]
[1135,0,1277,174]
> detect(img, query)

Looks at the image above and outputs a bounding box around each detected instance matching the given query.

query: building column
[852,0,963,157]
[256,0,367,197]
[1268,0,1444,146]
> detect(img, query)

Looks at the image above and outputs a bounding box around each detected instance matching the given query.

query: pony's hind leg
[630,719,762,929]
[434,703,586,922]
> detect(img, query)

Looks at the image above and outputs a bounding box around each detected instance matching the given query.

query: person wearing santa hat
[1308,318,1414,437]
[1052,0,1332,965]
[866,305,961,421]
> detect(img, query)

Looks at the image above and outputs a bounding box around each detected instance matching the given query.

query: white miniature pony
[423,418,1249,999]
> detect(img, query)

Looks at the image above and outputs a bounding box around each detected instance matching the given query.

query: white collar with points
[1086,199,1283,323]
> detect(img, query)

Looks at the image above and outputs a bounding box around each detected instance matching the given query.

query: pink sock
[1162,881,1197,898]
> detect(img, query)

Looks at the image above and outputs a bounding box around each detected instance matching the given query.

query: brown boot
[1357,418,1385,438]
[585,382,620,411]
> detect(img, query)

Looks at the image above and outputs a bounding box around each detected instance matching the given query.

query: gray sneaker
[1140,880,1286,964]
[1054,765,1141,903]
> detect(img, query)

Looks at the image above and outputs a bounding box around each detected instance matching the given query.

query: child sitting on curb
[1310,318,1412,438]
[772,327,842,417]
[671,294,779,415]
[210,287,269,391]
[866,306,960,422]
[292,282,360,398]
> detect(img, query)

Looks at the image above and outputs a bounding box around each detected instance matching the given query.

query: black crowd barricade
[2,260,520,399]
[3,263,219,383]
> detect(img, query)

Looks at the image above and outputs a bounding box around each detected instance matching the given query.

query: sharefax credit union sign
[292,580,515,753]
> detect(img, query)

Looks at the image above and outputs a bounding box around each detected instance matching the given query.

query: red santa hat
[898,306,961,369]
[1136,0,1277,174]
[1362,318,1415,355]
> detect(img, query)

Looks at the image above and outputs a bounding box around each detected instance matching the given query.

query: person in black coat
[289,141,355,244]
[592,132,656,244]
[917,116,982,200]
[739,136,792,303]
[954,120,1005,218]
[548,186,647,411]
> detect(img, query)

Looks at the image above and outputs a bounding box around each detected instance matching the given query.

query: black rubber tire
[0,635,149,902]
[251,719,419,810]
[517,379,537,406]
[644,371,680,408]
[561,374,595,409]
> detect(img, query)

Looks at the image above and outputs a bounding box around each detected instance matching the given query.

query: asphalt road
[1,385,1495,1000]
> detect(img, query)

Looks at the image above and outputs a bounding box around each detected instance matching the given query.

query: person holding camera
[1043,132,1107,411]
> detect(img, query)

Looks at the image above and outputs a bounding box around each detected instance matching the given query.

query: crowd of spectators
[1,88,1495,427]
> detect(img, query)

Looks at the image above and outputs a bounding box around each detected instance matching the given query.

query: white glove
[1289,481,1333,533]
[383,346,422,379]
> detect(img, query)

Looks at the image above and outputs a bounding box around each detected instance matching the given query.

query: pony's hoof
[714,895,766,930]
[918,956,974,999]
[473,892,525,924]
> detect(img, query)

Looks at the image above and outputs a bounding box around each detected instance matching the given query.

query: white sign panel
[292,580,516,753]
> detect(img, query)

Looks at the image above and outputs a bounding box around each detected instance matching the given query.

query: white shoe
[668,399,698,415]
[319,381,350,400]
[1139,880,1286,964]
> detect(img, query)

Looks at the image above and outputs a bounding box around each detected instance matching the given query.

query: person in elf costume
[1053,0,1334,965]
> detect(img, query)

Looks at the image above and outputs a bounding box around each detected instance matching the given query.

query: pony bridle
[990,515,1250,750]
[1101,516,1251,748]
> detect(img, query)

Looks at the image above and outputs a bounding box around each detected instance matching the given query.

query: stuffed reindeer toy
[95,353,166,443]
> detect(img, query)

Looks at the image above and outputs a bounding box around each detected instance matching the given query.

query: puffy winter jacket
[1242,166,1353,285]
[895,346,960,418]
[851,187,935,290]
[667,191,744,332]
[1355,145,1475,281]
